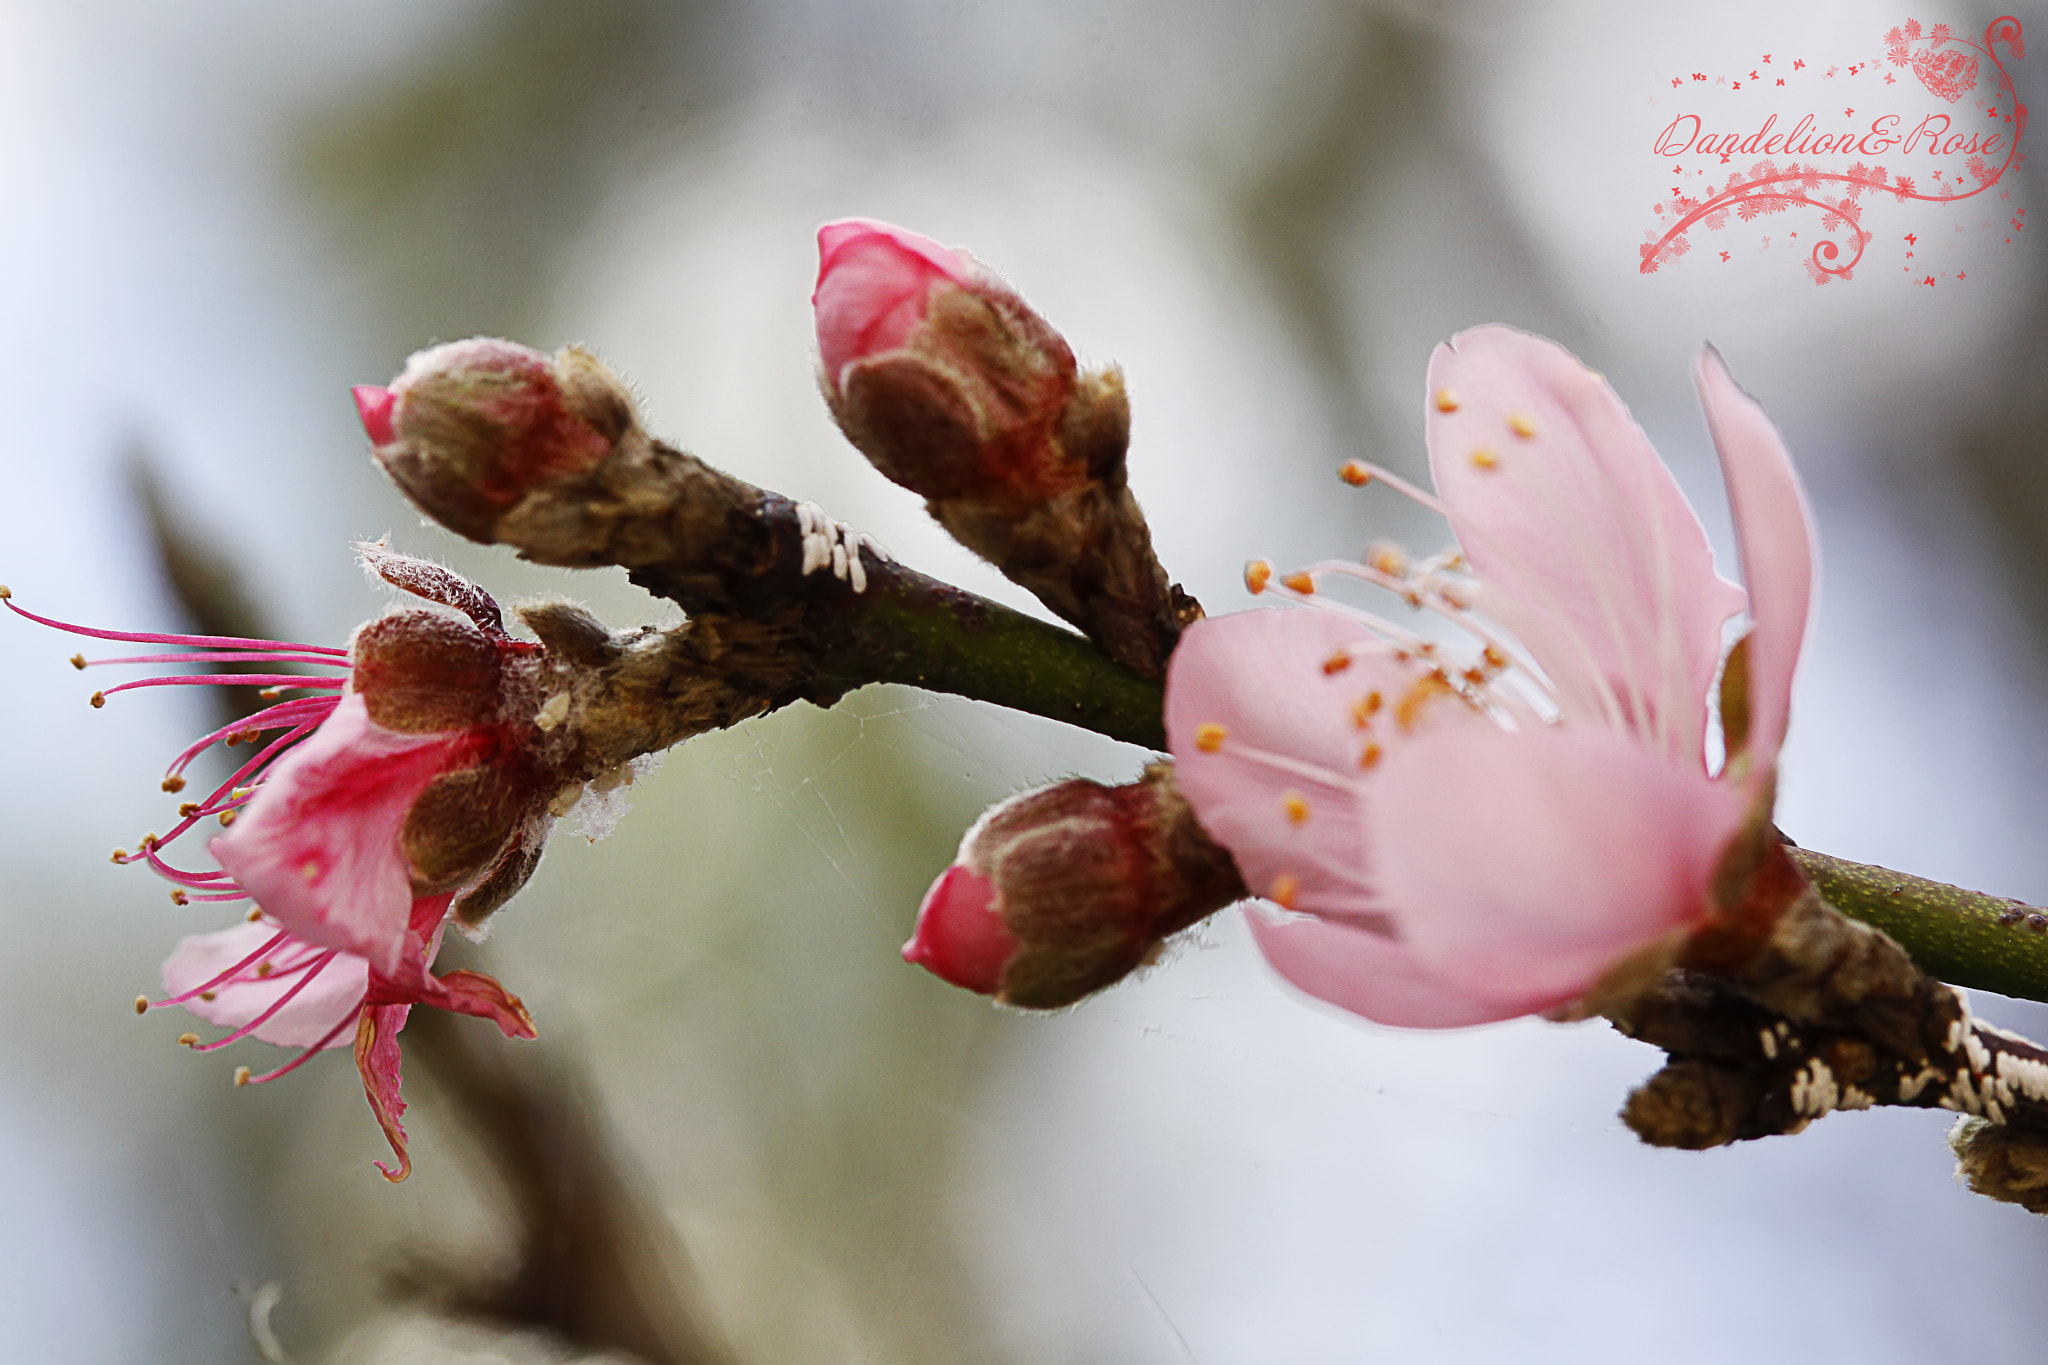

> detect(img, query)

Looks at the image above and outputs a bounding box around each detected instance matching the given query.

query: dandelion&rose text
[1641,17,2026,285]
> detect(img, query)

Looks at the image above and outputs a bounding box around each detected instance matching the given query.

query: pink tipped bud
[813,218,1119,508]
[902,864,1016,993]
[367,338,641,543]
[905,765,1246,1009]
[353,385,397,445]
[813,219,976,385]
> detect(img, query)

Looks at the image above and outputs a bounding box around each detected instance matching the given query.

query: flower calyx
[358,338,641,545]
[813,218,1196,677]
[905,762,1246,1008]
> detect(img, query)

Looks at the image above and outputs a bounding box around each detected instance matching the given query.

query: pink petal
[394,966,537,1040]
[352,385,396,445]
[1696,346,1817,763]
[1426,326,1743,772]
[353,1003,414,1182]
[211,693,475,977]
[1245,908,1531,1029]
[1165,608,1486,920]
[813,218,975,386]
[161,921,369,1049]
[1371,723,1746,1010]
[903,864,1017,994]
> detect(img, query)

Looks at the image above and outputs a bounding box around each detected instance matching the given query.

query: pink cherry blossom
[812,218,975,385]
[4,547,545,1179]
[1165,325,1816,1027]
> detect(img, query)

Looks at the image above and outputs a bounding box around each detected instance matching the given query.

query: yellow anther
[1281,572,1316,595]
[1435,388,1460,413]
[1270,873,1301,911]
[1195,722,1227,753]
[170,890,188,906]
[89,690,106,709]
[0,585,10,598]
[199,990,217,1002]
[255,961,273,978]
[1360,742,1384,770]
[233,1067,252,1088]
[1366,541,1408,576]
[258,687,283,701]
[1506,411,1538,439]
[1470,447,1500,471]
[1339,460,1373,487]
[245,907,263,923]
[1352,691,1384,728]
[1322,651,1353,676]
[177,1032,200,1047]
[1396,672,1458,732]
[69,654,86,670]
[1245,560,1273,594]
[1482,645,1508,671]
[1282,791,1311,825]
[110,848,127,864]
[218,810,237,827]
[178,802,198,817]
[138,833,158,851]
[133,995,149,1016]
[161,775,186,794]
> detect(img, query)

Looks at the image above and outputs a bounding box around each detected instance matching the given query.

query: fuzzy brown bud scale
[813,220,1197,677]
[906,764,1247,1009]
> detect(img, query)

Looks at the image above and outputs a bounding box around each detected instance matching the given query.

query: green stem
[1789,848,2048,1005]
[810,573,1169,750]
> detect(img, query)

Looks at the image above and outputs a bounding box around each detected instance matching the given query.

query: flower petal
[1166,609,1481,919]
[1244,907,1531,1028]
[161,921,368,1049]
[353,1003,414,1182]
[1372,723,1746,1010]
[1426,326,1743,771]
[212,693,475,977]
[813,219,974,385]
[1696,345,1816,764]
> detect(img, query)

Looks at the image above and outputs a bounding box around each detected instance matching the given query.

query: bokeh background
[7,0,2048,1360]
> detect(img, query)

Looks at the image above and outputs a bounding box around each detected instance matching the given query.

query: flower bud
[904,763,1246,1008]
[814,219,1189,678]
[814,218,1122,507]
[359,338,641,543]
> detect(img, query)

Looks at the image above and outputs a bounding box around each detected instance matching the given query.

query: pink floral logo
[1642,17,2026,287]
[1910,45,1978,101]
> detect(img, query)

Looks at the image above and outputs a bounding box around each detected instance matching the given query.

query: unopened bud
[360,338,640,543]
[904,763,1246,1008]
[813,218,1119,508]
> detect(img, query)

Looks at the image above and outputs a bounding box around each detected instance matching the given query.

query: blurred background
[7,0,2048,1360]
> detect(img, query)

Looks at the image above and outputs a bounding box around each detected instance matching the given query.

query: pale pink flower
[5,547,548,1179]
[1165,325,1816,1027]
[812,218,976,386]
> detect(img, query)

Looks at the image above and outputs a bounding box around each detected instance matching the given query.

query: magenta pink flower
[812,218,976,386]
[1165,326,1815,1027]
[5,547,549,1179]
